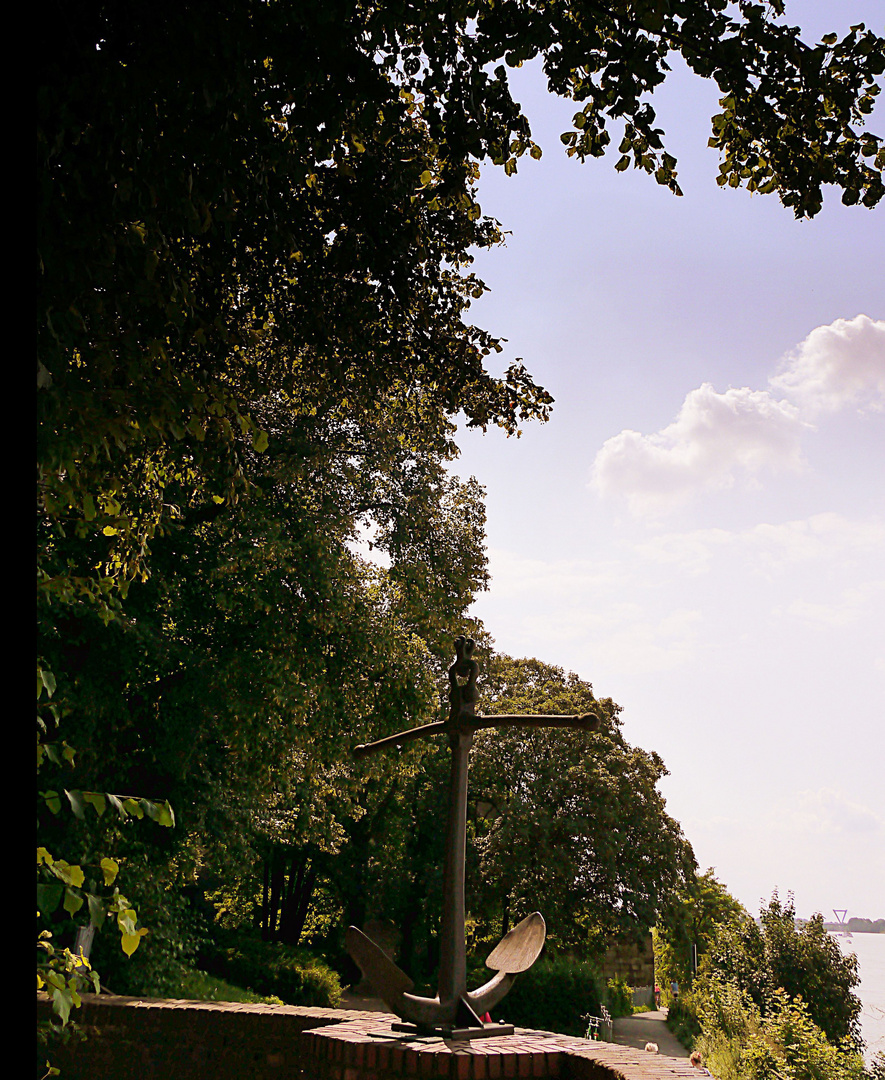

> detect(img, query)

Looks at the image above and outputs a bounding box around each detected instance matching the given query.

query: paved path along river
[612,1009,689,1057]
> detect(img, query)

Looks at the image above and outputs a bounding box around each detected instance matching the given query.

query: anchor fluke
[462,911,547,1017]
[486,911,546,974]
[346,925,414,1009]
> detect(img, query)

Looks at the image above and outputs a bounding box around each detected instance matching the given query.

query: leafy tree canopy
[38,0,885,611]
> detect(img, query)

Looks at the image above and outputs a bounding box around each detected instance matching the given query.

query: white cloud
[589,316,885,516]
[590,383,808,515]
[773,580,885,630]
[769,314,885,416]
[783,788,885,836]
[475,548,706,674]
[586,608,703,675]
[678,794,885,917]
[484,548,630,599]
[635,514,885,572]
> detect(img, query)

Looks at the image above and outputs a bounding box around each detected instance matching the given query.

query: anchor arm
[467,911,546,1014]
[353,720,447,759]
[472,712,601,734]
[466,970,516,1015]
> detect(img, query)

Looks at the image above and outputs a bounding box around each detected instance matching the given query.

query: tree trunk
[278,850,318,946]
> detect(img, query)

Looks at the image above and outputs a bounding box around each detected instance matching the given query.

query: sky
[448,1,885,921]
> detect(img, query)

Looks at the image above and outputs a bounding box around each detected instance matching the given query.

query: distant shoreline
[821,919,885,935]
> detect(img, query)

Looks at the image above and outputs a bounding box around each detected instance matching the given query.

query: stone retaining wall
[38,995,695,1080]
[600,936,655,989]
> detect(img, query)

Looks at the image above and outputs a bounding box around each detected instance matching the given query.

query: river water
[833,932,885,1064]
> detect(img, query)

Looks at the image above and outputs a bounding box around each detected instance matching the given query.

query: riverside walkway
[613,1009,689,1057]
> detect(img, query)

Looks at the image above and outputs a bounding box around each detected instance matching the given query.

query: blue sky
[449,1,885,919]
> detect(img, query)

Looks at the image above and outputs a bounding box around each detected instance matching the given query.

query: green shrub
[208,936,342,1007]
[605,975,634,1018]
[490,955,604,1036]
[693,979,867,1080]
[89,880,212,998]
[173,967,285,1005]
[666,993,702,1049]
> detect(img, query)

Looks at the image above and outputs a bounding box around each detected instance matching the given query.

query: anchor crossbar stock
[352,711,599,760]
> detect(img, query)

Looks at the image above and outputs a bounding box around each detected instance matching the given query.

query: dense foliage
[684,894,867,1079]
[695,983,867,1080]
[701,894,862,1050]
[38,0,885,619]
[205,938,343,1008]
[491,955,605,1035]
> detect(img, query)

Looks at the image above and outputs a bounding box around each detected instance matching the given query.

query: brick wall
[37,995,361,1079]
[38,995,695,1080]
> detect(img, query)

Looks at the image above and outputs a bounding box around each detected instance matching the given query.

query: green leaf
[39,668,57,699]
[65,789,86,819]
[63,887,85,916]
[83,791,107,817]
[101,857,120,886]
[51,985,73,1025]
[118,908,138,936]
[121,929,147,957]
[87,893,107,929]
[37,882,64,916]
[118,908,148,956]
[53,861,86,888]
[37,361,53,390]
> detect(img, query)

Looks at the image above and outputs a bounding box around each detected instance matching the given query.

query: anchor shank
[438,726,472,1008]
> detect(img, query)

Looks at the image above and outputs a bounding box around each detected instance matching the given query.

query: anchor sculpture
[346,636,601,1038]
